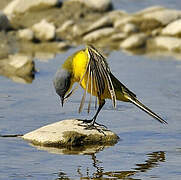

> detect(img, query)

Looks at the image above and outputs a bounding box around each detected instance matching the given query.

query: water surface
[1,46,181,179]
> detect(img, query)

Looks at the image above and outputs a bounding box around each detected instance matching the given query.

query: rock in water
[32,19,55,41]
[23,119,119,147]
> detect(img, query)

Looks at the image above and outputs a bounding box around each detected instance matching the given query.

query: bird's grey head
[53,68,71,107]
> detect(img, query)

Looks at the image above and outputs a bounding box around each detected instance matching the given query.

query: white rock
[8,54,33,69]
[143,9,181,25]
[83,28,114,42]
[162,19,181,36]
[68,0,112,11]
[121,33,147,49]
[4,0,58,18]
[32,19,55,41]
[134,6,165,16]
[114,16,137,29]
[111,33,127,40]
[85,15,113,33]
[123,23,138,33]
[23,119,119,147]
[18,28,34,41]
[56,20,74,33]
[151,36,181,51]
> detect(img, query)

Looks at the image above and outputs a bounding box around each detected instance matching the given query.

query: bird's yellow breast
[72,50,89,81]
[62,48,129,102]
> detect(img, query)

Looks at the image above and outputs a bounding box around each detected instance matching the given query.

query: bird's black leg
[90,99,105,127]
[79,100,107,130]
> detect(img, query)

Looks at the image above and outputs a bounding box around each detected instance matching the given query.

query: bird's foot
[78,119,107,129]
[85,123,106,135]
[78,119,108,135]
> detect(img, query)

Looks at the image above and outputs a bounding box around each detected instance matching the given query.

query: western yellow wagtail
[53,45,167,128]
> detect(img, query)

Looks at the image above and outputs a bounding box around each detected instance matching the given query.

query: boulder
[143,9,181,25]
[0,53,35,83]
[162,19,181,36]
[56,20,74,34]
[0,11,11,30]
[23,119,119,147]
[32,19,55,41]
[133,6,165,16]
[84,14,113,34]
[111,33,127,41]
[83,27,114,42]
[18,28,34,41]
[121,33,147,49]
[122,23,138,34]
[3,0,58,18]
[68,0,112,11]
[149,36,181,51]
[114,16,137,29]
[7,54,34,74]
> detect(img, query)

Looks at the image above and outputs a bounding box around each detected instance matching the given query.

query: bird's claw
[77,119,108,135]
[78,119,107,128]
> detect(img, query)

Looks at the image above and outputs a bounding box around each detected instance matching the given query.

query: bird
[53,45,167,129]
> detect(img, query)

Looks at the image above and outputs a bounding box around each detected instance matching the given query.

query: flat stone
[123,23,138,34]
[114,16,137,29]
[23,119,119,147]
[149,36,181,51]
[111,33,127,41]
[68,0,112,11]
[143,9,181,25]
[56,20,74,34]
[18,28,34,41]
[0,53,35,83]
[3,0,58,18]
[162,19,181,36]
[121,33,147,49]
[85,14,113,34]
[32,19,55,41]
[134,6,165,16]
[83,27,114,42]
[8,54,32,69]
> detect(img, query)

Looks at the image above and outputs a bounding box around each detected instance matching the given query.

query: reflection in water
[134,151,165,172]
[33,144,109,155]
[55,151,165,180]
[0,69,35,84]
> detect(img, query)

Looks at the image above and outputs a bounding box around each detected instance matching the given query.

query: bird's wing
[110,73,137,98]
[79,45,117,113]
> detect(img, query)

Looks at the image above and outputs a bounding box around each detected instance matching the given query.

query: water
[112,0,181,12]
[1,46,181,179]
[1,1,181,179]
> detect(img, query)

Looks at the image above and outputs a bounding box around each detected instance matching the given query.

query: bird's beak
[61,97,64,107]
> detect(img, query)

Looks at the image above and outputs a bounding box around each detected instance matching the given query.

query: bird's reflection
[56,151,165,180]
[134,151,165,172]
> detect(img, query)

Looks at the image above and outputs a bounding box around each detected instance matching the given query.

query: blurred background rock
[1,0,181,83]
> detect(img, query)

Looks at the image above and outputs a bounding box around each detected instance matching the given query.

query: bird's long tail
[127,96,167,124]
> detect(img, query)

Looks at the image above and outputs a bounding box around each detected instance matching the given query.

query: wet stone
[22,119,119,147]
